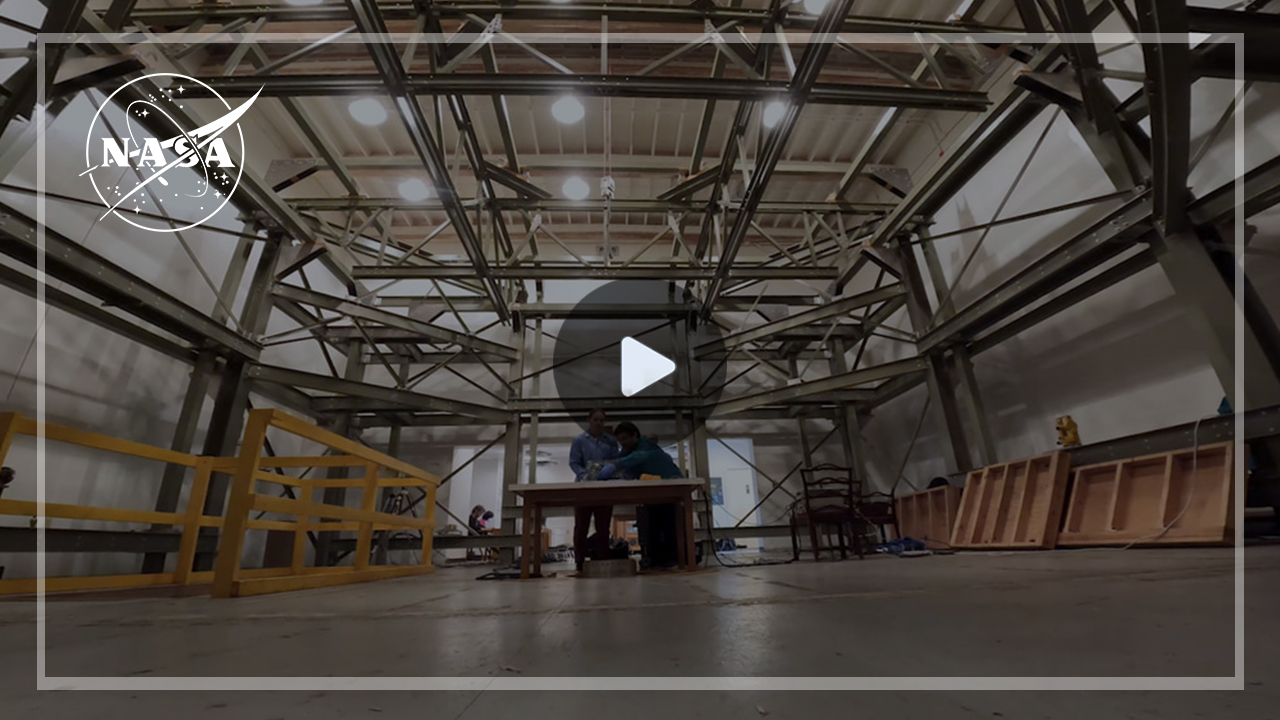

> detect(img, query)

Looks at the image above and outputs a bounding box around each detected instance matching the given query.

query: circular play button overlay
[550,280,726,447]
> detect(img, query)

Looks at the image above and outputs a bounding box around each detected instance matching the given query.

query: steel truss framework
[3,0,1280,562]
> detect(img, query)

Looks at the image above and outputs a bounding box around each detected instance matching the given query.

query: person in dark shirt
[605,422,685,569]
[468,505,488,534]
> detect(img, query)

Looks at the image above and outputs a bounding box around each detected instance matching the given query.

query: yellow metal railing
[0,411,223,595]
[211,408,439,598]
[0,409,440,598]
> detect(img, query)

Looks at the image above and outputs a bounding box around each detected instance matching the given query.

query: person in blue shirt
[568,409,620,572]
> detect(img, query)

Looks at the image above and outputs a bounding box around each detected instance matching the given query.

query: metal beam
[352,265,840,281]
[0,263,194,364]
[189,74,992,111]
[1189,147,1280,227]
[287,196,900,214]
[918,194,1154,353]
[248,363,510,423]
[703,0,858,312]
[699,284,904,353]
[832,54,1057,292]
[0,201,260,360]
[1135,0,1192,234]
[712,357,927,417]
[121,3,1023,37]
[343,0,509,321]
[271,284,519,360]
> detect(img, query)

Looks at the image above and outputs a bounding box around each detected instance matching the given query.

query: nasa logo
[81,72,262,233]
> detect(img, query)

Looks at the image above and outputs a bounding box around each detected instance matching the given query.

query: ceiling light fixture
[562,176,591,201]
[348,98,388,126]
[802,0,831,14]
[398,178,432,202]
[762,100,787,129]
[551,96,585,124]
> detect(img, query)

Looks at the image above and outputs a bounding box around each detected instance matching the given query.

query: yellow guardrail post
[174,457,213,585]
[211,408,271,599]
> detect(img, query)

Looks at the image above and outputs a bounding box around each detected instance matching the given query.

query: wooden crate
[894,486,962,549]
[950,452,1071,550]
[1058,442,1234,547]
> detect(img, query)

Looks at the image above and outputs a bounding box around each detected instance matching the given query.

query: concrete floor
[0,546,1277,718]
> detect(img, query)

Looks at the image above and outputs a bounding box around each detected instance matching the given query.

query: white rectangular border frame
[33,31,1246,691]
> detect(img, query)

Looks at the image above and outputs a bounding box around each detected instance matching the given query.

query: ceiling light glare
[551,96,585,124]
[398,178,432,202]
[284,0,325,6]
[562,176,591,201]
[348,98,388,126]
[762,100,787,129]
[802,0,831,14]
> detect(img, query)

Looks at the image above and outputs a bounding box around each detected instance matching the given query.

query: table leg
[532,503,543,578]
[683,494,697,570]
[521,502,533,579]
[672,499,686,571]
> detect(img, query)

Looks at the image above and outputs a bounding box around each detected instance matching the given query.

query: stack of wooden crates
[893,442,1235,551]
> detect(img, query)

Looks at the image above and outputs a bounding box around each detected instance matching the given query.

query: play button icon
[549,279,727,445]
[620,337,676,397]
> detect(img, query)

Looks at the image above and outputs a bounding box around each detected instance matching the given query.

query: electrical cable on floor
[1113,413,1215,550]
[698,492,795,568]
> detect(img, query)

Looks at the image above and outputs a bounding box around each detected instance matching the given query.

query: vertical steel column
[916,228,955,323]
[374,361,409,566]
[499,324,526,566]
[526,319,543,485]
[315,338,366,566]
[830,339,870,484]
[140,349,218,573]
[951,344,996,466]
[1150,231,1280,409]
[192,235,281,571]
[896,239,973,473]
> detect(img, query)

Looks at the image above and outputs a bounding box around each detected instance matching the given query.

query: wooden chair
[790,464,867,561]
[857,491,899,544]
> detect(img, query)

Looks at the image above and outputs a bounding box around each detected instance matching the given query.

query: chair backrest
[798,464,859,517]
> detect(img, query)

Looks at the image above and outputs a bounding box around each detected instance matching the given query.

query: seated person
[601,422,684,569]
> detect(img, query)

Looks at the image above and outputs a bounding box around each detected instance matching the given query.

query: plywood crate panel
[950,452,1070,550]
[895,486,962,549]
[1058,442,1233,547]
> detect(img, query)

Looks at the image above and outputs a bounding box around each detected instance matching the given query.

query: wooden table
[510,479,705,579]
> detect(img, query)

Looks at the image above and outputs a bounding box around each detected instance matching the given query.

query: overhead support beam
[712,357,928,417]
[0,263,195,364]
[658,164,722,201]
[1190,153,1280,227]
[271,284,520,360]
[832,48,1060,292]
[247,364,510,423]
[343,0,509,321]
[699,284,905,353]
[1135,0,1192,234]
[189,74,992,111]
[352,265,841,281]
[703,0,858,313]
[287,197,900,215]
[918,193,1154,353]
[120,3,1023,36]
[0,202,260,360]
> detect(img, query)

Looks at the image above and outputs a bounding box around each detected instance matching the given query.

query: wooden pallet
[894,485,962,549]
[950,452,1071,549]
[1057,442,1234,547]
